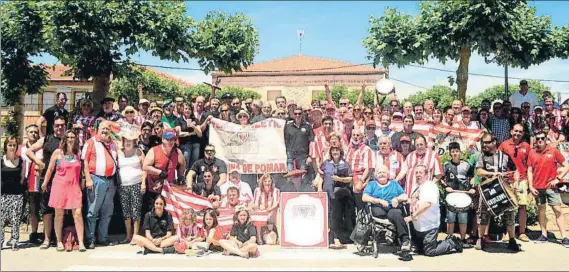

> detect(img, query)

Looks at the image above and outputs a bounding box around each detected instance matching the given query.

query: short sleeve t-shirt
[142,211,174,238]
[475,151,516,182]
[191,158,227,185]
[363,180,405,206]
[412,181,440,232]
[42,105,69,136]
[528,146,565,190]
[230,222,257,243]
[174,117,201,145]
[443,160,474,191]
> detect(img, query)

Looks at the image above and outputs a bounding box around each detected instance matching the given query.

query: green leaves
[465,79,551,108]
[364,1,564,101]
[405,85,457,109]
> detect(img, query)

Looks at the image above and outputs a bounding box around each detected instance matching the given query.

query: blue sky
[33,1,569,99]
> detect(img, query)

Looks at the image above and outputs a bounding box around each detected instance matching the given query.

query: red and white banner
[428,124,484,156]
[209,118,287,174]
[161,181,268,236]
[389,120,432,137]
[280,192,328,248]
[557,142,569,182]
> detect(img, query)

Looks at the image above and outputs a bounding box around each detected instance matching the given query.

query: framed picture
[280,192,328,248]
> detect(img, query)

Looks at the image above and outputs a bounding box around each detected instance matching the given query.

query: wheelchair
[354,204,400,258]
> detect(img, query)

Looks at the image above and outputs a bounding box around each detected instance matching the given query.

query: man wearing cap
[510,80,538,114]
[36,92,69,138]
[161,101,177,128]
[391,114,421,151]
[221,93,234,106]
[97,97,122,122]
[137,99,151,123]
[143,128,185,212]
[453,106,480,129]
[149,107,163,124]
[251,101,273,124]
[82,120,119,248]
[284,107,314,172]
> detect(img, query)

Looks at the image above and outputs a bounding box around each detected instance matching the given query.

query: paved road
[2,233,568,271]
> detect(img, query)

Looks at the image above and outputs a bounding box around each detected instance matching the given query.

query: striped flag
[389,120,433,137]
[161,181,269,236]
[428,124,484,155]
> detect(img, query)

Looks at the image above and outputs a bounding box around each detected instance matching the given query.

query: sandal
[40,241,51,250]
[78,246,87,252]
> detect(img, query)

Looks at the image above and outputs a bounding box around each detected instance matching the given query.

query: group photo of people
[1,78,569,262]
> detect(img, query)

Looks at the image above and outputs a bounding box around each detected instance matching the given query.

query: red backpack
[63,226,79,251]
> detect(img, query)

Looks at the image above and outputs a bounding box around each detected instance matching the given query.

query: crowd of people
[1,79,568,259]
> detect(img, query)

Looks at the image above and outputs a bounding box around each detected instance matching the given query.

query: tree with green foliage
[363,1,561,102]
[2,1,259,111]
[110,66,185,105]
[313,85,375,106]
[466,80,552,108]
[555,25,569,58]
[1,2,49,138]
[218,86,261,101]
[405,85,457,109]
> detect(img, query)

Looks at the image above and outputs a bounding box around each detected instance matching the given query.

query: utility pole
[504,64,509,100]
[296,30,304,55]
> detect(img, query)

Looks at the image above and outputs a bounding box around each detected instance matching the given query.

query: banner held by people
[161,181,268,235]
[209,117,287,174]
[429,124,484,156]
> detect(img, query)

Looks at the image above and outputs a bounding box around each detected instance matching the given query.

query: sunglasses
[238,115,248,119]
[339,103,348,106]
[293,112,302,116]
[125,111,134,114]
[205,149,216,153]
[536,136,546,141]
[482,140,494,144]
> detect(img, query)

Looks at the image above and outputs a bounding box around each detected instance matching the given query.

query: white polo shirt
[509,91,538,112]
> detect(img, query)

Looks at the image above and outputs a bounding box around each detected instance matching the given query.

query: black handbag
[350,209,372,245]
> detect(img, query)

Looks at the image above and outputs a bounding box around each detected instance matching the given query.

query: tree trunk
[14,91,25,141]
[456,45,472,102]
[91,75,112,113]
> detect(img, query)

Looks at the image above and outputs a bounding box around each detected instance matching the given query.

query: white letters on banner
[280,192,329,248]
[208,118,287,174]
[558,142,569,182]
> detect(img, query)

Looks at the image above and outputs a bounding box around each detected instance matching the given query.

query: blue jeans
[446,210,468,224]
[86,174,116,244]
[286,152,308,172]
[181,142,201,171]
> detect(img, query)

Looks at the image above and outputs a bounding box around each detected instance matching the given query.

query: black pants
[370,205,409,242]
[413,227,456,257]
[353,192,364,211]
[330,187,354,242]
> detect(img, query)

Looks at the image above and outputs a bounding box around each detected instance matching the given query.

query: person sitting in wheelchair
[362,165,411,252]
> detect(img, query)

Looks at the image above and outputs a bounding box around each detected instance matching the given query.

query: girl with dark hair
[1,136,25,250]
[195,208,224,256]
[219,205,259,258]
[132,195,176,254]
[42,130,85,252]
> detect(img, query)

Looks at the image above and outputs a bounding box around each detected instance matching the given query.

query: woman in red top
[142,129,185,216]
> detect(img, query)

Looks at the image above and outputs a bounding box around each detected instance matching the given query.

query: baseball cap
[175,97,184,102]
[461,106,472,113]
[162,128,177,140]
[534,105,543,111]
[139,99,150,105]
[287,101,297,107]
[520,79,528,85]
[221,93,233,100]
[102,97,115,104]
[365,120,376,127]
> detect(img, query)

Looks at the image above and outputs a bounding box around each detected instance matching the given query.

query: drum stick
[452,190,470,194]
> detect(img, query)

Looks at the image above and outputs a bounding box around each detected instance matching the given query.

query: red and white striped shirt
[310,132,349,159]
[82,136,117,177]
[135,112,150,125]
[253,187,280,211]
[346,143,375,193]
[401,149,442,197]
[375,150,404,180]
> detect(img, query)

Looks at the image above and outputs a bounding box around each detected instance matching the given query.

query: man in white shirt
[220,171,253,203]
[404,165,463,256]
[509,80,538,112]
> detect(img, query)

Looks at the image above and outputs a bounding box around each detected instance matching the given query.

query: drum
[445,192,472,213]
[480,177,518,217]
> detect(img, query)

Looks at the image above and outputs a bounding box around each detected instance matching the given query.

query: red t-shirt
[498,139,530,180]
[528,145,565,189]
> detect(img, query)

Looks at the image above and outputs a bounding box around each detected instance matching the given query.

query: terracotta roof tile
[43,65,193,87]
[212,55,387,77]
